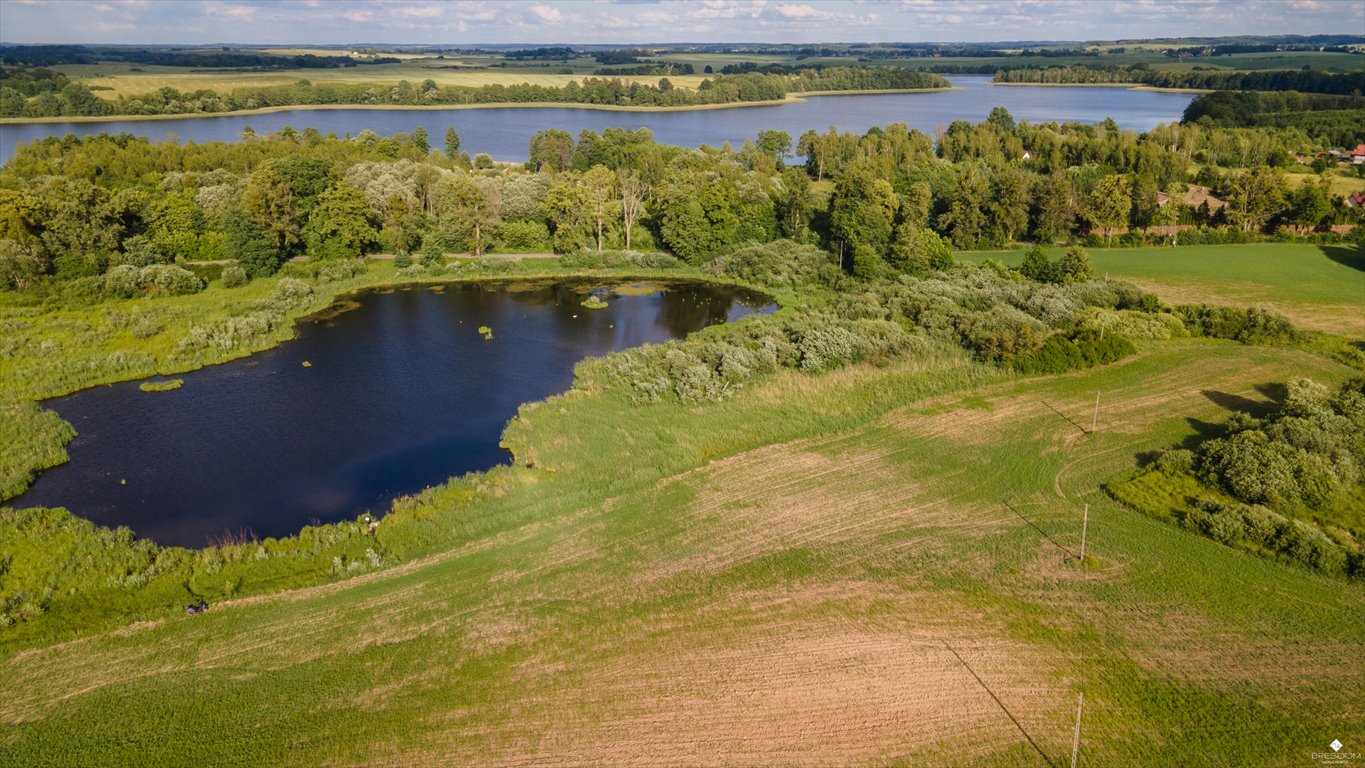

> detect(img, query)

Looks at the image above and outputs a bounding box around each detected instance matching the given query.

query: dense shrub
[1199,377,1364,511]
[703,240,844,290]
[220,265,248,288]
[1181,498,1355,576]
[1012,329,1136,375]
[313,258,368,283]
[559,249,682,270]
[1018,245,1094,284]
[102,264,204,299]
[582,312,920,404]
[496,220,552,251]
[1176,303,1299,344]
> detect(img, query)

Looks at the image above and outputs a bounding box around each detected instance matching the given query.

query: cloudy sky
[1,0,1360,45]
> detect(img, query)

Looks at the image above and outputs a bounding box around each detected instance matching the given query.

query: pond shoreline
[5,267,780,551]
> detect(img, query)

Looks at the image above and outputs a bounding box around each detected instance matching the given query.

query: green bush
[1176,303,1299,344]
[102,264,204,299]
[496,220,552,252]
[560,249,682,270]
[703,240,844,290]
[221,265,249,288]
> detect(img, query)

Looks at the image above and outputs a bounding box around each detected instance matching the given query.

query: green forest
[3,108,1362,300]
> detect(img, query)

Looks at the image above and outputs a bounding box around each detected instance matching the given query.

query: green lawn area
[960,243,1365,337]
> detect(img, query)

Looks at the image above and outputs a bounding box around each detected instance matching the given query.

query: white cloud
[0,0,1358,46]
[207,3,257,21]
[527,4,563,22]
[393,4,444,18]
[774,4,830,19]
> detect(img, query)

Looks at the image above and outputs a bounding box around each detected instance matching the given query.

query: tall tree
[776,167,814,238]
[444,127,461,161]
[580,165,618,253]
[529,129,574,173]
[1224,167,1287,233]
[1086,174,1132,243]
[987,166,1032,244]
[829,166,898,275]
[756,129,792,165]
[1033,172,1076,243]
[304,183,380,259]
[939,163,991,249]
[618,169,646,251]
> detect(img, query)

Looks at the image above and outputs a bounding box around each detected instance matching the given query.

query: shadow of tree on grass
[1318,244,1365,273]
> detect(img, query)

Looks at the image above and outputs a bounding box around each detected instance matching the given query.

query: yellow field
[58,60,706,99]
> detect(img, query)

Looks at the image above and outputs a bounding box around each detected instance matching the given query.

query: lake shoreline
[0,87,953,125]
[988,81,1213,94]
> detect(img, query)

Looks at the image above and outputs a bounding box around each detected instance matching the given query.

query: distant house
[1157,184,1226,212]
[1345,192,1365,208]
[1351,145,1365,165]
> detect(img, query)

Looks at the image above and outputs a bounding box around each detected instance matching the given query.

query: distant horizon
[3,34,1362,49]
[1,0,1361,46]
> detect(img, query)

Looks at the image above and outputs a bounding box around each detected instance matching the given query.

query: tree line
[0,45,397,69]
[0,67,948,119]
[1182,90,1365,147]
[993,65,1365,95]
[2,111,1361,294]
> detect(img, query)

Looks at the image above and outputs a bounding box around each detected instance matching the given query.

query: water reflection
[11,280,773,546]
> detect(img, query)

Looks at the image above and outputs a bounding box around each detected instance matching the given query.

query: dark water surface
[12,281,773,547]
[0,77,1193,162]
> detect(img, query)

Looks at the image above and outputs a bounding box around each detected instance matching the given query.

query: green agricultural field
[2,317,1361,764]
[961,243,1365,337]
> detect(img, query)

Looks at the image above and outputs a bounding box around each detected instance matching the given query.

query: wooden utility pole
[1079,504,1090,562]
[1070,691,1085,768]
[1091,392,1100,433]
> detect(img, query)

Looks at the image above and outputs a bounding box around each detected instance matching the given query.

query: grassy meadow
[1,241,1363,765]
[2,332,1361,765]
[962,243,1365,337]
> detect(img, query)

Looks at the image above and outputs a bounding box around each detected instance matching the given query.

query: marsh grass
[137,378,183,393]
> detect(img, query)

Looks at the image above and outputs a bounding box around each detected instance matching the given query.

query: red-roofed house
[1351,145,1365,165]
[1345,192,1365,208]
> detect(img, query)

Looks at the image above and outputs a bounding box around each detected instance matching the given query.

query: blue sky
[1,0,1361,45]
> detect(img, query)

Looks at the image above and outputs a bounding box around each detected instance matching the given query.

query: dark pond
[11,280,774,547]
[0,76,1194,162]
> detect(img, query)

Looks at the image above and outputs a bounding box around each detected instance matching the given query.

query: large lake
[10,280,774,547]
[0,77,1193,162]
